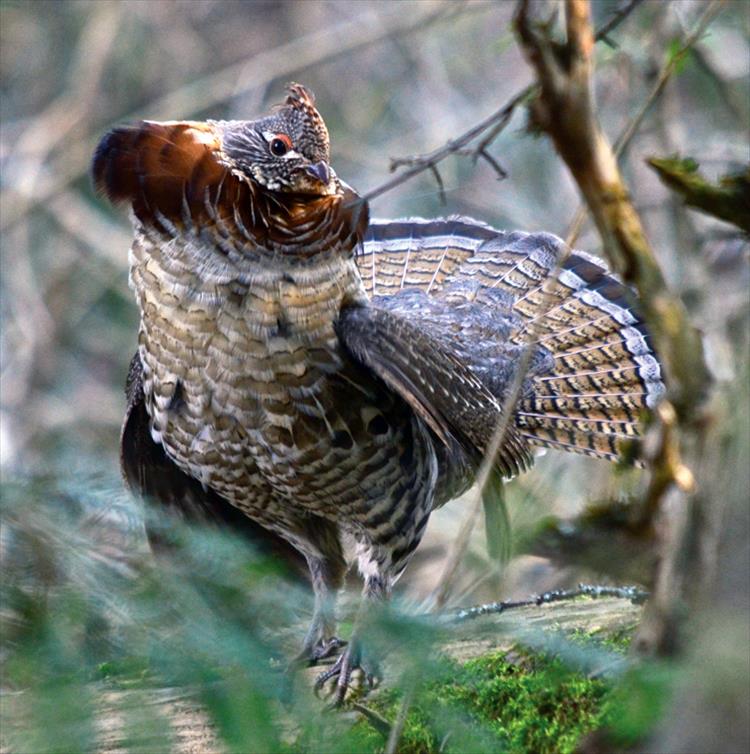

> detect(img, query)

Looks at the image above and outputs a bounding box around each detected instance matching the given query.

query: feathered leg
[313,572,389,705]
[284,516,348,665]
[298,552,347,662]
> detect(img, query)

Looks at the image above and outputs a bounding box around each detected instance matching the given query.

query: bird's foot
[282,636,347,706]
[295,635,347,667]
[313,639,381,707]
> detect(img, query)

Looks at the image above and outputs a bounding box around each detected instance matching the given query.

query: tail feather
[519,392,651,422]
[517,412,640,438]
[361,217,665,464]
[360,217,495,297]
[537,365,662,399]
[518,431,623,462]
[535,311,643,351]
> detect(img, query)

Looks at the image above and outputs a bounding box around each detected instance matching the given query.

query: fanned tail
[360,217,497,297]
[361,217,665,464]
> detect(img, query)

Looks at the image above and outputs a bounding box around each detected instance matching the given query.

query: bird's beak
[305,161,331,185]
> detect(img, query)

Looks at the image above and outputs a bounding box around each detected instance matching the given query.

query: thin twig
[366,86,533,205]
[351,702,391,737]
[594,0,646,48]
[448,584,650,624]
[362,0,645,206]
[385,682,417,754]
[428,164,447,206]
[428,243,571,612]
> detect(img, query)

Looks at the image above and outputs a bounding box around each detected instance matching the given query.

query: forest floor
[1,596,643,754]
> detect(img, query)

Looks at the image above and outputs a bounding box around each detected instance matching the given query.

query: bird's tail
[361,217,665,463]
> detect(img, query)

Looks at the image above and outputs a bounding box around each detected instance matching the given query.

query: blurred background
[1,1,748,752]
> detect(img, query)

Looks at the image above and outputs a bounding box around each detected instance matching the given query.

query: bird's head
[92,82,367,247]
[217,83,335,196]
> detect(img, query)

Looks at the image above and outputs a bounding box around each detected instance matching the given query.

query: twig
[449,584,650,623]
[647,156,750,233]
[366,86,533,205]
[428,164,447,206]
[351,702,391,737]
[428,243,572,612]
[566,0,727,246]
[362,0,644,206]
[593,0,645,48]
[385,682,416,754]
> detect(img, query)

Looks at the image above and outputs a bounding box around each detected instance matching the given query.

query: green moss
[337,648,610,754]
[567,625,635,654]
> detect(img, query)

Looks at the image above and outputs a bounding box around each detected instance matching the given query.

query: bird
[92,83,665,703]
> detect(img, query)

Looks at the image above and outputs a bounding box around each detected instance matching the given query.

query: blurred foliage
[1,1,749,752]
[0,478,683,754]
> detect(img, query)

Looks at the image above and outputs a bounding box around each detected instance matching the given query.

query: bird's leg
[296,554,347,664]
[283,516,347,669]
[283,551,346,704]
[314,572,389,706]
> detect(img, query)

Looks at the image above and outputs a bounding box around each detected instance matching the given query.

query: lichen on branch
[647,156,750,233]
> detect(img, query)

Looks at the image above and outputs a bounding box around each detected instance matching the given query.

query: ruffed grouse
[93,84,664,702]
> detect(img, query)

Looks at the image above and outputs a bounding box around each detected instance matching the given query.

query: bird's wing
[120,354,308,577]
[335,305,533,479]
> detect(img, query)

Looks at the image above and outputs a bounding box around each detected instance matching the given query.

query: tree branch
[647,156,750,233]
[514,0,721,659]
[566,0,727,245]
[359,0,646,206]
[514,0,713,423]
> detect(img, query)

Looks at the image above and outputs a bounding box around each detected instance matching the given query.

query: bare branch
[366,86,532,205]
[565,0,725,246]
[515,0,713,422]
[448,584,649,623]
[594,0,645,48]
[428,245,572,612]
[360,0,646,206]
[514,0,721,659]
[428,164,447,206]
[647,156,750,233]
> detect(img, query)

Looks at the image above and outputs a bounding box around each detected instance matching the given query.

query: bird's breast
[129,230,378,505]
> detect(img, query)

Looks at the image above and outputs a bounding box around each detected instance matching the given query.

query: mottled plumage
[93,84,664,701]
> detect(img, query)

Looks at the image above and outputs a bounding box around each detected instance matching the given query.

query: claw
[313,641,380,706]
[282,635,347,706]
[289,635,346,673]
[309,636,347,664]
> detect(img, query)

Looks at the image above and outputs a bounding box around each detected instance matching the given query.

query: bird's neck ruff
[92,120,368,266]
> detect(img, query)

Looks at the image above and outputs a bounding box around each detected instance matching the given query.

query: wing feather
[336,305,533,478]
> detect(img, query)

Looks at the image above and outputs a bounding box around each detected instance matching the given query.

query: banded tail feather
[360,217,665,464]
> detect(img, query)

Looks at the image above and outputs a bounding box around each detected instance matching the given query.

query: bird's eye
[269,134,292,156]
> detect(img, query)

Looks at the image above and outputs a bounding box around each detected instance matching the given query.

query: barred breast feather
[358,216,665,465]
